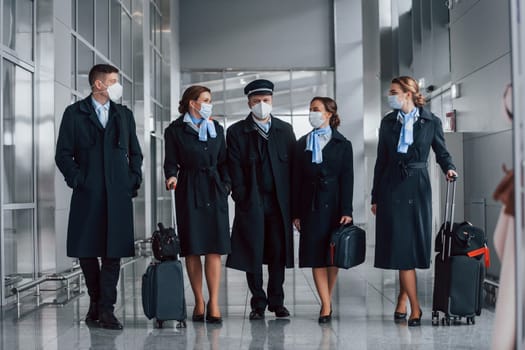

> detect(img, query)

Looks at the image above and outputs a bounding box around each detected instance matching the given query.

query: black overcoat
[292,129,354,267]
[55,95,143,258]
[163,117,231,256]
[371,108,455,269]
[226,115,296,273]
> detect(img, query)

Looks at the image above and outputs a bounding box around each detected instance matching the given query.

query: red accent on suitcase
[467,245,490,268]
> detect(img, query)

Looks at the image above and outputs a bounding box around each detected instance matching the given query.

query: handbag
[329,224,366,269]
[151,222,180,261]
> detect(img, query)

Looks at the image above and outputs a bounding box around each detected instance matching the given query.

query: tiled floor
[0,243,495,350]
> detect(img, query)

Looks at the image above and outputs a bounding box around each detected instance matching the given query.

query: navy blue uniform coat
[55,95,143,258]
[371,108,455,269]
[163,117,231,256]
[226,116,296,273]
[292,129,354,267]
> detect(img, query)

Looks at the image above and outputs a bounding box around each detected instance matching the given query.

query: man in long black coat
[226,79,295,320]
[55,64,143,329]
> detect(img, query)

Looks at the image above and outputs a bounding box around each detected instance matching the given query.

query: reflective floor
[0,244,495,350]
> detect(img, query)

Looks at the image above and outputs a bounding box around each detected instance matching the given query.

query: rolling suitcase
[142,189,187,328]
[431,178,488,326]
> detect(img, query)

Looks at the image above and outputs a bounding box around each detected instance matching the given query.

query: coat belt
[398,161,427,179]
[181,166,222,208]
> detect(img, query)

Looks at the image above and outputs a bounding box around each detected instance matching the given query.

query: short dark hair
[179,85,211,114]
[88,64,119,87]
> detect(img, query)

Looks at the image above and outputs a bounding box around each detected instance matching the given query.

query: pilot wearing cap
[226,79,296,320]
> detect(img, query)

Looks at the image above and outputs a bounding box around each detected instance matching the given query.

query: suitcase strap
[467,245,490,268]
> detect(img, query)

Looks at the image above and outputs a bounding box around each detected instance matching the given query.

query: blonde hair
[391,76,426,107]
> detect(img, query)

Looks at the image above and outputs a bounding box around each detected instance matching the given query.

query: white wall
[179,0,334,69]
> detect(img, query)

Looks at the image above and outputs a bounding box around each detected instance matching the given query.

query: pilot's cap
[244,79,274,97]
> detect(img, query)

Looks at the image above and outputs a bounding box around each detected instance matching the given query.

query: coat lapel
[79,95,104,131]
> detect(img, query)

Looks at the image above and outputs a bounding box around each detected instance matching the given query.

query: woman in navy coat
[371,76,457,326]
[164,85,231,324]
[292,97,354,323]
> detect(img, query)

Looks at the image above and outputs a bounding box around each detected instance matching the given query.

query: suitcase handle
[170,189,177,231]
[442,177,457,260]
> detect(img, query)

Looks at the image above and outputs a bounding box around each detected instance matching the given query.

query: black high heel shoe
[394,308,407,320]
[192,302,205,322]
[206,302,223,324]
[318,306,332,324]
[407,308,422,327]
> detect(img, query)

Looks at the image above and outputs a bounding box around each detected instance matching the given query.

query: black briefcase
[329,224,366,269]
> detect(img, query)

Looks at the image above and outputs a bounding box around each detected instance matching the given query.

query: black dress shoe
[192,302,205,322]
[408,309,422,327]
[268,305,290,318]
[206,314,223,324]
[85,301,99,325]
[99,310,123,330]
[394,311,407,320]
[205,302,222,324]
[192,313,205,322]
[318,309,332,324]
[249,309,265,320]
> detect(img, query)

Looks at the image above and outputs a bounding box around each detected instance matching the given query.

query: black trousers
[246,193,286,310]
[79,257,121,312]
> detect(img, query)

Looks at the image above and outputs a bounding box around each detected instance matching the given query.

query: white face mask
[388,94,403,110]
[309,111,325,129]
[198,102,213,119]
[105,82,123,102]
[251,101,272,120]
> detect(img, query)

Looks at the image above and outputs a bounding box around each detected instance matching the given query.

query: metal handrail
[9,239,149,311]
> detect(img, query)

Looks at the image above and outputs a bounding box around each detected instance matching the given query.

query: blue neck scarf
[189,113,217,142]
[397,108,418,153]
[306,126,331,164]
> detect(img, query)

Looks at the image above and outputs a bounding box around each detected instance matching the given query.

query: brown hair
[88,64,119,87]
[178,85,211,114]
[391,76,426,107]
[310,96,340,129]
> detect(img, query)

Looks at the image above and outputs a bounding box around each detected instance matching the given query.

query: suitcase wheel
[442,317,451,326]
[156,320,164,328]
[176,320,187,329]
[466,316,475,325]
[431,311,439,326]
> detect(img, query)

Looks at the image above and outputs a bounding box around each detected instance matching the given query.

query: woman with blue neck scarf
[292,97,354,323]
[371,76,457,327]
[164,85,231,324]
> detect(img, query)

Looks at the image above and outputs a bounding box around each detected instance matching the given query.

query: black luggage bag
[142,188,187,328]
[431,178,489,326]
[329,224,366,269]
[142,259,187,328]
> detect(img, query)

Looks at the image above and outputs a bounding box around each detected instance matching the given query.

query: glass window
[122,13,132,76]
[155,12,161,51]
[122,77,132,108]
[3,209,35,284]
[78,0,94,44]
[71,36,77,91]
[95,0,109,58]
[2,0,34,62]
[77,41,94,97]
[2,61,34,204]
[110,0,121,67]
[122,0,131,11]
[71,0,76,30]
